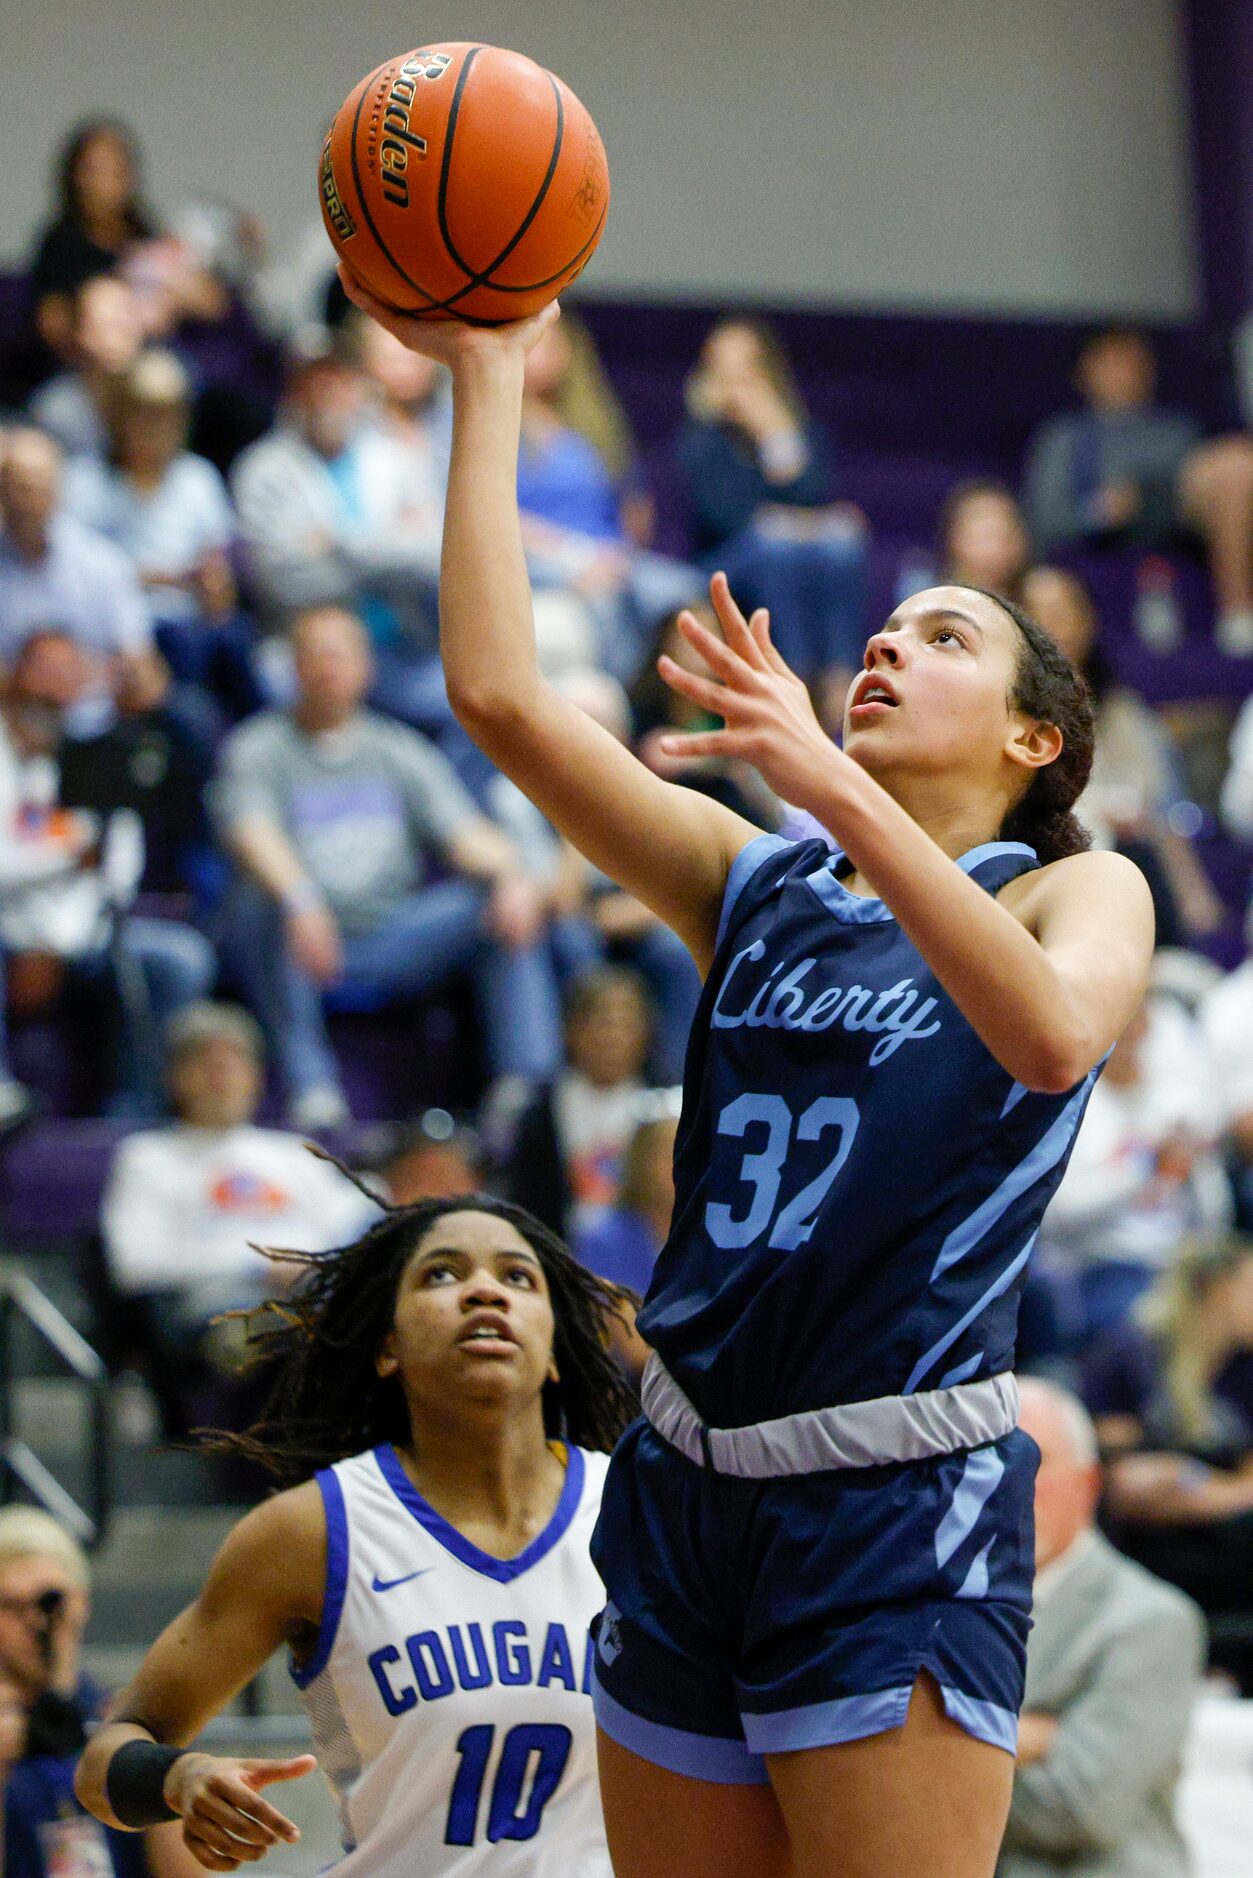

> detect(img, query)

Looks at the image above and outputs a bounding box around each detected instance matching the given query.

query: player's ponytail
[968,588,1095,866]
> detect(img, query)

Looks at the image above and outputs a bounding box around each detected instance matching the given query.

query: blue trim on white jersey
[591,1667,770,1785]
[715,834,792,953]
[930,1075,1096,1283]
[374,1443,587,1585]
[291,1466,351,1688]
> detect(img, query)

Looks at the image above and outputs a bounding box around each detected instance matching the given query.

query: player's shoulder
[202,1478,328,1625]
[997,845,1152,925]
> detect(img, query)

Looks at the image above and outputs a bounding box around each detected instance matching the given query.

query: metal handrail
[0,1267,112,1548]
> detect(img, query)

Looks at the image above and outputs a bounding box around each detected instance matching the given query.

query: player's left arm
[656,593,1154,1091]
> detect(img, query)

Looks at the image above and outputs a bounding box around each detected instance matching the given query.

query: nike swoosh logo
[371,1568,433,1593]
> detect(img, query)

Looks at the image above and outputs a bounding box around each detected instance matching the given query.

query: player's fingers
[750,608,793,676]
[671,610,753,686]
[656,730,739,761]
[192,1791,280,1849]
[183,1821,251,1867]
[183,1833,241,1874]
[213,1776,304,1842]
[656,655,739,719]
[242,1755,318,1792]
[708,571,761,660]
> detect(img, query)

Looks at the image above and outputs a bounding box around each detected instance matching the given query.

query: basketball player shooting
[335,271,1153,1878]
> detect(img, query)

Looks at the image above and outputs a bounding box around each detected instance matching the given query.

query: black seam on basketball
[440,74,565,305]
[404,201,609,320]
[347,65,446,308]
[435,69,570,309]
[435,47,482,279]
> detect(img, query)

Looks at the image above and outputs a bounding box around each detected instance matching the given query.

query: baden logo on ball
[321,41,610,324]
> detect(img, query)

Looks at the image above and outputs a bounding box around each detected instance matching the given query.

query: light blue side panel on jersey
[291,1467,351,1688]
[934,1446,1005,1570]
[929,1072,1096,1284]
[714,833,794,952]
[905,1234,1037,1394]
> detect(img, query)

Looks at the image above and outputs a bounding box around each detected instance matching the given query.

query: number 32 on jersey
[706,1094,860,1251]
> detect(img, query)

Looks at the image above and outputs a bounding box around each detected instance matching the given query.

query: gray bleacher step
[8,1375,236,1509]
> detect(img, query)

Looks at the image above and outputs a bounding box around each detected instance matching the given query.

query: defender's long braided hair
[210,1183,638,1491]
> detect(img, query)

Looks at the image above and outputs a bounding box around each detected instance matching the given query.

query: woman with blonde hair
[1083,1233,1253,1690]
[517,313,698,683]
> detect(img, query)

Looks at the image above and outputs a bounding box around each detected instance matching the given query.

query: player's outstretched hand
[165,1752,317,1871]
[337,263,558,367]
[657,572,842,808]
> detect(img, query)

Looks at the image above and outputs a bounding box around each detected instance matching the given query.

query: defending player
[75,1195,634,1876]
[337,277,1154,1878]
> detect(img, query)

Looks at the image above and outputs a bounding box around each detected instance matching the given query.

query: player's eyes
[933,627,965,648]
[422,1261,458,1284]
[505,1266,537,1287]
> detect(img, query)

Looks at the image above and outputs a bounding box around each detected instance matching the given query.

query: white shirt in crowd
[102,1124,371,1296]
[1041,995,1231,1272]
[1198,958,1253,1130]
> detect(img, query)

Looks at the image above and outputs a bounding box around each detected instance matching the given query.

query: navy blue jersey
[637,833,1101,1427]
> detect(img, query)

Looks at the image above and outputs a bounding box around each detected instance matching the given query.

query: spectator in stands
[1024,564,1223,943]
[0,1505,197,1878]
[27,120,156,361]
[0,628,215,1123]
[1023,325,1253,655]
[364,1107,483,1204]
[353,312,450,466]
[1198,939,1253,1225]
[28,274,144,463]
[673,317,867,703]
[214,605,560,1129]
[1040,992,1230,1338]
[1219,690,1253,840]
[230,343,446,728]
[0,428,150,700]
[503,964,654,1239]
[1082,1235,1253,1693]
[62,350,258,722]
[100,1001,369,1433]
[574,1100,679,1296]
[516,313,698,683]
[938,479,1031,601]
[997,1379,1203,1878]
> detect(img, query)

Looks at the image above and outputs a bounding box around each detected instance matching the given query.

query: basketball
[319,42,609,324]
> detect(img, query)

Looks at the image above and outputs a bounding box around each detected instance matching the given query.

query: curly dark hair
[965,585,1095,864]
[208,1184,638,1490]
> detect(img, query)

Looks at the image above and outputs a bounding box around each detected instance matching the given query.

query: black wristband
[105,1739,187,1828]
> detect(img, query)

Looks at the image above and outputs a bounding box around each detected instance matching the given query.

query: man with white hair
[997,1379,1205,1878]
[0,1506,195,1878]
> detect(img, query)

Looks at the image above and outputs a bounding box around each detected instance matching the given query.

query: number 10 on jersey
[445,1723,573,1846]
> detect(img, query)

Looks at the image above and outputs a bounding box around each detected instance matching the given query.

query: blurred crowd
[1,115,1253,1871]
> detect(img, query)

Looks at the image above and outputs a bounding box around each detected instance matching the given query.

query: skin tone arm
[657,591,1154,1093]
[1103,1450,1253,1524]
[75,1488,323,1872]
[338,273,758,972]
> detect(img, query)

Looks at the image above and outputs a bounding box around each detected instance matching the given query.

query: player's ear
[547,1357,560,1386]
[1005,713,1062,775]
[376,1331,399,1379]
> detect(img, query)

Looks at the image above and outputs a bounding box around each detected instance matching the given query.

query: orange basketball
[319,43,610,323]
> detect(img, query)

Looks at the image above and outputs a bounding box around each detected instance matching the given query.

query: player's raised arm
[338,272,758,970]
[76,1490,322,1867]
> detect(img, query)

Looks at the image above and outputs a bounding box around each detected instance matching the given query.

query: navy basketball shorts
[590,1417,1038,1783]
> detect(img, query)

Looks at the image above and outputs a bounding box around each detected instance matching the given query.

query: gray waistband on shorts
[640,1354,1019,1478]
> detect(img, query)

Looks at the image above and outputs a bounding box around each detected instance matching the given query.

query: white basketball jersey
[293,1443,612,1878]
